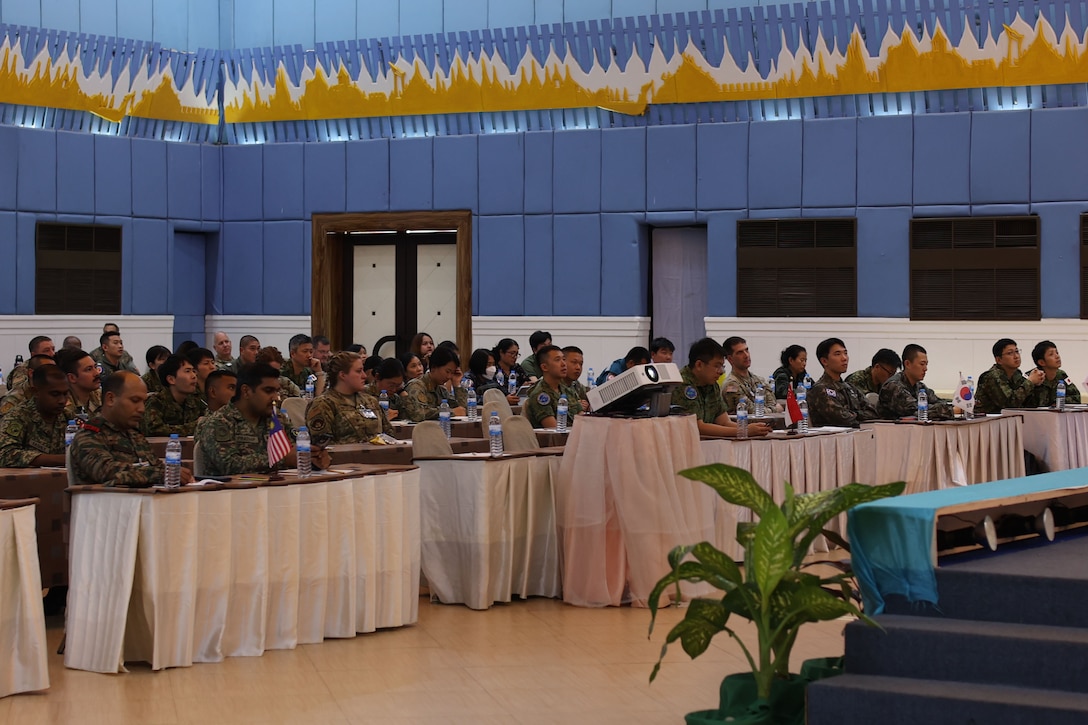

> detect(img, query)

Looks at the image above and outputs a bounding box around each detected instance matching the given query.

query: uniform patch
[685,386,697,400]
[826,389,837,398]
[310,416,328,432]
[1065,377,1073,385]
[537,393,551,405]
[724,383,739,393]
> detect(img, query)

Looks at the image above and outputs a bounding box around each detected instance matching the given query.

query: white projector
[587,362,683,416]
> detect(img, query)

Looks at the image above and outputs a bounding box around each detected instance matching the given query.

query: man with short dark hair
[312,335,333,366]
[70,371,193,487]
[0,366,70,467]
[204,369,237,413]
[561,345,590,409]
[284,334,321,390]
[671,338,770,438]
[91,324,138,375]
[62,336,82,350]
[57,348,102,422]
[5,335,55,391]
[878,344,954,420]
[142,345,171,395]
[1029,340,1081,408]
[255,347,303,398]
[234,335,261,372]
[721,336,781,414]
[402,347,467,421]
[142,355,206,436]
[596,346,652,386]
[521,331,552,380]
[525,346,584,428]
[363,358,405,420]
[0,354,56,418]
[212,331,234,370]
[808,338,879,427]
[975,338,1044,414]
[650,337,675,364]
[845,348,902,396]
[186,347,217,403]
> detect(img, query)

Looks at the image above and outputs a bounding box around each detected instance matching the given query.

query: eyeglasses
[1002,349,1021,357]
[877,364,898,376]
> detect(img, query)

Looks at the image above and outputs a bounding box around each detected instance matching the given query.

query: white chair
[502,416,539,452]
[281,397,309,427]
[412,421,453,457]
[481,389,515,421]
[865,392,880,408]
[480,401,508,436]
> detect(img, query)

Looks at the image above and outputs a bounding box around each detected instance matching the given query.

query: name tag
[360,407,378,419]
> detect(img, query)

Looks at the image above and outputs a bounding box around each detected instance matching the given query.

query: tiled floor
[4,598,847,724]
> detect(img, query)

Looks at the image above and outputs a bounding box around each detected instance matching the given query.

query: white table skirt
[64,470,421,673]
[418,454,561,610]
[0,503,49,697]
[1010,409,1088,472]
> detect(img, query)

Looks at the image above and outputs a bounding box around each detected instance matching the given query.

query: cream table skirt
[1009,408,1088,472]
[0,501,49,697]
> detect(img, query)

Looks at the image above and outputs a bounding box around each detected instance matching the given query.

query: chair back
[502,416,540,452]
[281,397,309,427]
[482,387,506,407]
[865,392,879,408]
[412,421,453,457]
[481,389,514,421]
[66,446,78,486]
[480,402,504,436]
[193,440,206,477]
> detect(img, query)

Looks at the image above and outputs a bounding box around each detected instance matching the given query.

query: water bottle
[917,385,929,422]
[14,354,23,368]
[587,368,596,389]
[379,389,389,414]
[438,400,451,438]
[65,420,78,447]
[304,374,316,400]
[296,426,311,477]
[466,385,478,421]
[737,397,749,439]
[754,383,766,417]
[795,383,807,404]
[965,376,975,420]
[164,433,182,488]
[804,374,813,390]
[508,370,518,395]
[0,366,4,388]
[495,369,505,388]
[556,394,568,433]
[488,411,504,457]
[1057,379,1067,412]
[798,399,810,434]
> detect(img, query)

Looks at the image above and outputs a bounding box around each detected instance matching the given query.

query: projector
[587,362,683,417]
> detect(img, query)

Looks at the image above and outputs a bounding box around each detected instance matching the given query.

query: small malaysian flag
[267,406,292,468]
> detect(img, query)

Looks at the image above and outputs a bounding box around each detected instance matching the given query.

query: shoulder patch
[685,386,698,400]
[826,389,837,398]
[724,383,739,393]
[309,416,328,432]
[1066,377,1073,385]
[82,423,100,433]
[537,392,551,406]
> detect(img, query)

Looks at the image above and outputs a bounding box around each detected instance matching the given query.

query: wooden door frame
[311,211,473,354]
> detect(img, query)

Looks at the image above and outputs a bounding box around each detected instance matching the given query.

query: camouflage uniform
[214,357,235,371]
[808,372,880,428]
[69,416,163,487]
[90,347,138,373]
[306,388,392,444]
[974,364,1036,414]
[65,390,102,423]
[279,375,303,399]
[565,379,591,410]
[281,363,316,391]
[0,400,66,467]
[141,390,207,436]
[877,372,954,421]
[1029,370,1082,408]
[195,403,296,476]
[721,370,778,414]
[525,379,583,429]
[402,373,468,422]
[844,367,881,396]
[363,383,405,417]
[142,369,165,396]
[0,384,29,418]
[670,366,726,424]
[771,366,805,401]
[6,363,28,391]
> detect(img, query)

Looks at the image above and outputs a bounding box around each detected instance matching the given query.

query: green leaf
[750,505,792,599]
[664,598,729,660]
[691,542,744,588]
[667,544,695,572]
[819,528,852,553]
[777,584,860,625]
[679,464,776,519]
[794,481,906,558]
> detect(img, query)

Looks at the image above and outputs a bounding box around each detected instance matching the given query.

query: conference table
[0,466,69,589]
[416,447,565,610]
[1006,407,1088,472]
[0,498,50,698]
[64,464,421,673]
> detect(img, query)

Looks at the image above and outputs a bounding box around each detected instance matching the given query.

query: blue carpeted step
[845,614,1088,693]
[807,674,1088,725]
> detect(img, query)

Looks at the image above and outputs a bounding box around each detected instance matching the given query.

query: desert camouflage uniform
[141,390,206,436]
[0,384,29,418]
[878,372,954,421]
[808,373,879,428]
[845,367,882,396]
[69,416,163,487]
[0,400,66,467]
[306,388,392,443]
[1029,369,1082,408]
[974,364,1036,414]
[671,366,726,424]
[6,363,27,391]
[65,389,102,423]
[721,370,778,413]
[363,382,405,418]
[402,373,468,422]
[524,379,583,429]
[195,403,295,476]
[279,375,303,399]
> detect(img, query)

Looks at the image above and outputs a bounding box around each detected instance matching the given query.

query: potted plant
[647,463,905,725]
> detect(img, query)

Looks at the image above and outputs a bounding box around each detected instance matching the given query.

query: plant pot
[799,656,844,682]
[683,660,845,725]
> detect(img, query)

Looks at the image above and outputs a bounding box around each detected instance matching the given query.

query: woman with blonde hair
[305,351,393,443]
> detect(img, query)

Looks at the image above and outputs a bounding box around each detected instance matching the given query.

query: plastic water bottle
[304,375,316,400]
[296,426,311,477]
[65,420,78,447]
[508,370,518,395]
[438,400,451,438]
[379,389,389,414]
[488,411,503,457]
[164,433,182,488]
[965,376,975,420]
[804,374,813,390]
[798,399,810,434]
[737,397,749,439]
[587,368,596,389]
[0,366,5,388]
[466,385,478,421]
[754,383,766,417]
[1057,379,1067,412]
[917,386,929,422]
[557,394,569,433]
[795,383,807,404]
[13,354,23,369]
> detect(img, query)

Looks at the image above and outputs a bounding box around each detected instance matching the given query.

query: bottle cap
[299,426,308,432]
[170,433,179,439]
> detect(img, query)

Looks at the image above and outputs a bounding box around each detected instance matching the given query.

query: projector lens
[645,365,658,382]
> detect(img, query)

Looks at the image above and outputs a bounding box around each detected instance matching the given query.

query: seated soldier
[186,347,217,403]
[141,345,170,396]
[721,336,782,414]
[62,335,82,351]
[650,337,675,364]
[878,344,954,420]
[283,334,322,391]
[204,369,237,413]
[90,323,137,374]
[561,345,591,411]
[1029,340,1082,408]
[5,335,55,391]
[596,346,651,386]
[212,331,234,370]
[306,352,393,444]
[57,348,103,422]
[671,338,771,438]
[974,338,1043,414]
[808,338,880,427]
[312,335,333,367]
[196,363,330,476]
[70,371,193,487]
[362,354,382,385]
[525,346,584,428]
[363,357,407,421]
[142,355,206,436]
[0,366,70,467]
[845,348,902,396]
[255,346,303,398]
[0,354,56,418]
[402,346,468,422]
[233,334,261,372]
[520,330,552,381]
[95,329,139,380]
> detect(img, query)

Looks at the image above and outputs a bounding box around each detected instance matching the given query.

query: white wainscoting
[705,317,1088,394]
[0,316,174,377]
[204,316,313,359]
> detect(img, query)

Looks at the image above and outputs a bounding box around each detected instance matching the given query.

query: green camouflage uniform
[1029,369,1082,408]
[402,373,468,422]
[520,354,541,380]
[670,366,726,424]
[141,369,165,396]
[279,375,303,399]
[306,388,392,443]
[565,379,591,410]
[6,363,28,391]
[525,379,583,428]
[844,367,881,396]
[65,390,102,422]
[281,363,316,391]
[808,372,880,428]
[363,383,405,417]
[69,416,163,487]
[722,370,778,414]
[195,403,296,476]
[141,390,207,436]
[974,364,1036,414]
[0,400,66,467]
[0,384,29,418]
[877,372,954,421]
[214,357,235,371]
